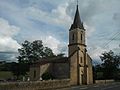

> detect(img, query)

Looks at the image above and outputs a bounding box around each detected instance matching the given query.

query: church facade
[29,4,93,85]
[69,5,93,85]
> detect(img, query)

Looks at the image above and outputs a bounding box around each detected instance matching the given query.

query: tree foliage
[100,50,120,79]
[17,40,55,63]
[0,62,11,71]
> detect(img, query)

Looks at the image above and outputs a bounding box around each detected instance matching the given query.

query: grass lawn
[0,71,13,80]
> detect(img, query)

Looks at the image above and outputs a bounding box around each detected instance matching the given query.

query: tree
[15,40,55,79]
[10,62,19,79]
[0,62,11,71]
[100,50,120,79]
[14,40,65,79]
[94,65,104,80]
[18,40,55,63]
[10,62,29,80]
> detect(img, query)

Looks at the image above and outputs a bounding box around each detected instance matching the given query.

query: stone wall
[0,79,70,90]
[29,65,40,81]
[95,79,114,84]
[52,62,70,79]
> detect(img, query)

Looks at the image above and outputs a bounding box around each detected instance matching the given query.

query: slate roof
[30,57,69,66]
[70,5,84,30]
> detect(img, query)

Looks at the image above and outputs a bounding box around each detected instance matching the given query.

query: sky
[0,0,120,63]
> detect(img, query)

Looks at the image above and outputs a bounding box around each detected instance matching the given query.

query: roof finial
[77,0,78,6]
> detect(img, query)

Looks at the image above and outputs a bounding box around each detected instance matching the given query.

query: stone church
[30,4,93,85]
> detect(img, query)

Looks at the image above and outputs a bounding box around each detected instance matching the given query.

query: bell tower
[69,4,87,85]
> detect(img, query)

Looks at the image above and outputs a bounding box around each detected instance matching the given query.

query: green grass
[0,71,13,79]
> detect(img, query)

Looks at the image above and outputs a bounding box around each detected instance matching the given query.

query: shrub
[41,72,54,80]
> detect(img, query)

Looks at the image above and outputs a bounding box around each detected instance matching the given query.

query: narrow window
[34,70,36,78]
[81,34,82,41]
[72,34,74,41]
[81,57,82,63]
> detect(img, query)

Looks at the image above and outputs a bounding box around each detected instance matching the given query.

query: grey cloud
[0,52,18,62]
[66,0,101,24]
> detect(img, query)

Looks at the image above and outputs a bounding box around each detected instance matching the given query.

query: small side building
[29,57,70,81]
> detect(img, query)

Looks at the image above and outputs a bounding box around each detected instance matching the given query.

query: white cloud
[44,36,60,54]
[88,46,107,62]
[43,36,67,55]
[0,18,21,52]
[0,36,21,52]
[84,23,95,37]
[0,18,19,37]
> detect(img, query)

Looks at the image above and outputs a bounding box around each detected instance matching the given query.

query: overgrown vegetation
[94,50,120,80]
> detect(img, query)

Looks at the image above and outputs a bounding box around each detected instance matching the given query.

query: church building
[29,4,93,85]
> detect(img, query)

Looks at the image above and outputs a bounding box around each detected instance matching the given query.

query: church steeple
[69,1,93,86]
[70,4,84,30]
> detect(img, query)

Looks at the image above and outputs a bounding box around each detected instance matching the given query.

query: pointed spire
[70,3,84,30]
